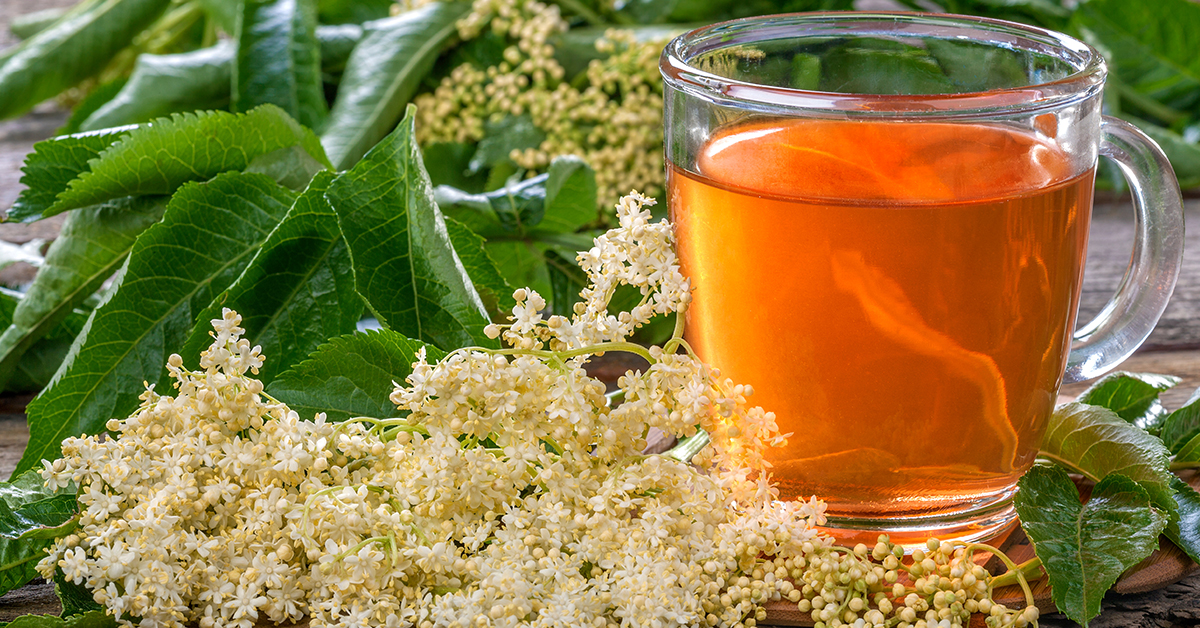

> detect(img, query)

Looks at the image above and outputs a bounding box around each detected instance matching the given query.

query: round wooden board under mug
[761,470,1200,627]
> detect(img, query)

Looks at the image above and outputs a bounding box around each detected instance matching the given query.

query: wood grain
[1077,199,1200,351]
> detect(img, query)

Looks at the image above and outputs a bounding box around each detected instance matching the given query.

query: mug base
[811,493,1019,549]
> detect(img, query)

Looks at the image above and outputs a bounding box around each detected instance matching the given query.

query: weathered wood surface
[1,3,1200,624]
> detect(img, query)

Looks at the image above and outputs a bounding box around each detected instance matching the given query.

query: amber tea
[669,118,1094,519]
[663,12,1184,542]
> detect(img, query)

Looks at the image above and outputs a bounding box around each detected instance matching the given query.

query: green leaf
[267,330,444,421]
[76,26,364,133]
[1075,371,1181,433]
[437,177,545,237]
[78,42,234,133]
[553,25,687,79]
[0,495,77,539]
[0,0,173,120]
[234,0,327,130]
[819,39,956,95]
[1015,465,1169,627]
[0,196,168,392]
[14,173,295,478]
[319,2,471,171]
[1,611,115,628]
[58,77,129,135]
[0,289,91,394]
[541,156,597,233]
[1040,402,1176,515]
[545,246,587,317]
[1127,117,1200,190]
[317,0,394,24]
[925,39,1031,93]
[8,128,130,223]
[244,145,329,192]
[444,217,514,321]
[435,157,597,237]
[1161,388,1200,454]
[47,105,331,216]
[197,0,238,34]
[487,240,552,301]
[316,23,364,76]
[0,471,78,599]
[1072,0,1200,118]
[9,8,70,40]
[468,114,545,175]
[423,142,488,192]
[1176,433,1200,465]
[1165,474,1200,564]
[54,570,101,617]
[0,470,67,510]
[325,106,494,350]
[177,171,360,384]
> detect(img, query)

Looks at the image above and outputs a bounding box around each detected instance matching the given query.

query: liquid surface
[669,118,1094,516]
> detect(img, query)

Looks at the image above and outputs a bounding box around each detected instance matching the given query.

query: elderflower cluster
[38,310,324,628]
[485,192,688,350]
[414,0,665,215]
[36,193,1042,628]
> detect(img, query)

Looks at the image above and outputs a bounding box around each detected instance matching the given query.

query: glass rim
[659,11,1108,118]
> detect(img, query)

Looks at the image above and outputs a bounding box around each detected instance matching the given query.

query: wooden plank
[1077,199,1200,351]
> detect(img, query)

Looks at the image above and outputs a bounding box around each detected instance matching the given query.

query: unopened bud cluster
[34,194,828,628]
[789,537,1039,628]
[414,0,666,216]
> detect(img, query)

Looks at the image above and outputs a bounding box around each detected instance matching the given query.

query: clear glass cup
[661,12,1184,545]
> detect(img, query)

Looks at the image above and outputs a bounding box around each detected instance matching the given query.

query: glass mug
[661,13,1184,544]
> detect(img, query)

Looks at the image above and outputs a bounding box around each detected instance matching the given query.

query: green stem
[1034,453,1098,483]
[548,0,606,26]
[666,430,710,464]
[1171,459,1200,471]
[487,341,656,364]
[957,542,1037,610]
[990,557,1043,590]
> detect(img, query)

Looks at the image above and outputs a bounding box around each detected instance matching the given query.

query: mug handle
[1064,116,1186,384]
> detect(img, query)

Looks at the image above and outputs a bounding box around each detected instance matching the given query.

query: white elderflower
[37,194,1035,628]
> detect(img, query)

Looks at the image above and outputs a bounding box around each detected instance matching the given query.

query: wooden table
[1,3,1199,619]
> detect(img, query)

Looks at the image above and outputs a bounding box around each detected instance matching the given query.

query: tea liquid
[669,118,1094,516]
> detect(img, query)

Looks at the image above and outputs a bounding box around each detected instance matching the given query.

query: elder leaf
[78,42,234,133]
[1175,432,1200,465]
[1072,0,1200,118]
[0,196,168,392]
[1161,388,1200,454]
[14,173,295,478]
[46,105,330,216]
[319,2,470,170]
[1165,474,1200,564]
[325,105,493,351]
[177,171,360,385]
[1040,402,1176,516]
[0,471,78,598]
[267,330,444,422]
[8,127,131,223]
[540,156,598,233]
[234,0,326,129]
[0,288,90,394]
[1076,371,1181,433]
[1016,465,1168,627]
[444,217,514,321]
[0,0,172,120]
